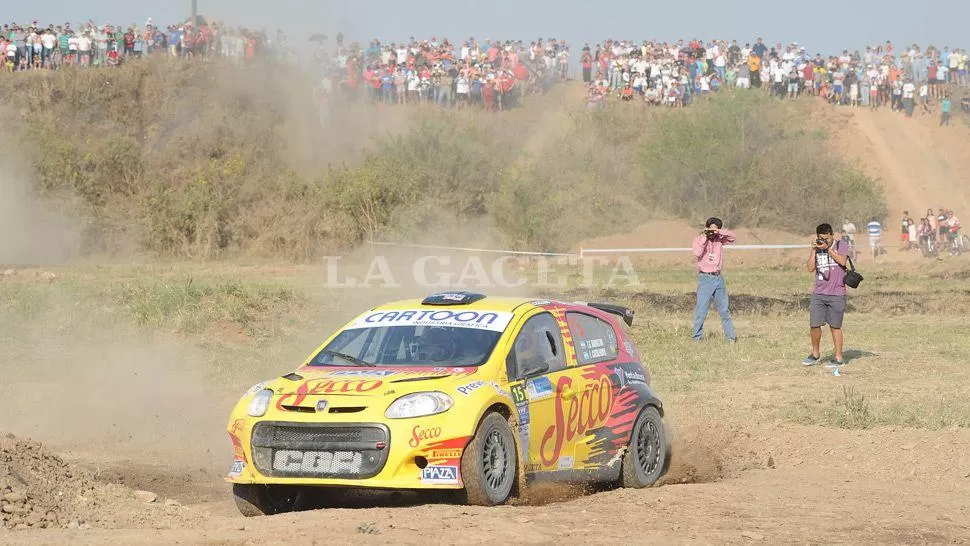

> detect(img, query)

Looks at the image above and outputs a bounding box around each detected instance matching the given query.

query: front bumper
[226,412,472,489]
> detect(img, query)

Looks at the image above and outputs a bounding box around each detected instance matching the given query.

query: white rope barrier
[369,241,580,258]
[368,241,811,258]
[579,244,811,256]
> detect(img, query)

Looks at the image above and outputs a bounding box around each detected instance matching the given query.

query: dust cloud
[0,295,232,500]
[0,153,85,266]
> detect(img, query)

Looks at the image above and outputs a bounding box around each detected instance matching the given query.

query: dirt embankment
[0,432,204,532]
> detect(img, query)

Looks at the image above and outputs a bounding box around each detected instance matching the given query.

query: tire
[621,406,671,488]
[458,412,518,506]
[233,484,304,517]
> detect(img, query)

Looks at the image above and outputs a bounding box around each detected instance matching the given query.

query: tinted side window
[565,312,618,365]
[506,313,566,380]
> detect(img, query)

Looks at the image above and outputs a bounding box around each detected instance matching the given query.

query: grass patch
[3,261,969,432]
[830,386,875,429]
[783,387,970,430]
[114,277,302,336]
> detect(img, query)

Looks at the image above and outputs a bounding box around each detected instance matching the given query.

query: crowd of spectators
[2,17,569,113]
[584,38,970,120]
[0,17,282,70]
[6,20,969,119]
[311,34,571,111]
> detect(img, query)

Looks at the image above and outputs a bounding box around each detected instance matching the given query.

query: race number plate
[272,450,364,473]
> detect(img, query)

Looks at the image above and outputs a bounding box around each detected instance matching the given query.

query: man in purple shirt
[691,217,737,342]
[803,222,849,367]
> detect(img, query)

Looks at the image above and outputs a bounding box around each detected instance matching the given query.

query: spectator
[867,218,883,259]
[803,223,850,368]
[690,216,738,343]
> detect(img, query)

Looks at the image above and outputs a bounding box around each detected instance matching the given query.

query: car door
[561,310,624,472]
[505,311,571,473]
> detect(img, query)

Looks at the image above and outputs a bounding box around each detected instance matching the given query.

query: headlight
[247,389,273,417]
[385,392,454,419]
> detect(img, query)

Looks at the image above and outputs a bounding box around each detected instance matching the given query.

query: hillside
[1,58,893,263]
[828,99,970,220]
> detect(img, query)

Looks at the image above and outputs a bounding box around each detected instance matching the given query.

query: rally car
[226,291,671,516]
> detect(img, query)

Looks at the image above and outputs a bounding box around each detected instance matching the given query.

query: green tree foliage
[637,91,887,230]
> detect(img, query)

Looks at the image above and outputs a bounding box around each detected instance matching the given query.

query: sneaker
[801,354,820,366]
[824,358,845,368]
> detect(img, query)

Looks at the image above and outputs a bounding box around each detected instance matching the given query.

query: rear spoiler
[574,302,635,327]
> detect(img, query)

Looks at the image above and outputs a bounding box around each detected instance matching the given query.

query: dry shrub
[637,90,888,230]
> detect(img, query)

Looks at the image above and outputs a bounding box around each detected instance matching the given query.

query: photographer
[803,223,849,368]
[691,217,737,342]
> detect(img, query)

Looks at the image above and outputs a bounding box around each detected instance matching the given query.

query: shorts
[939,226,948,235]
[869,236,880,248]
[810,294,846,328]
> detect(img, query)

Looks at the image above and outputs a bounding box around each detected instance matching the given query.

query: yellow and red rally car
[226,291,670,516]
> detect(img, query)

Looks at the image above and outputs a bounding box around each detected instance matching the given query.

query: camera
[816,237,827,246]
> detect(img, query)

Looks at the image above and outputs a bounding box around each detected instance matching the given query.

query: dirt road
[4,418,969,545]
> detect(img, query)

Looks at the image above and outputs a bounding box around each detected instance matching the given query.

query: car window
[309,325,502,367]
[506,313,566,380]
[565,312,619,365]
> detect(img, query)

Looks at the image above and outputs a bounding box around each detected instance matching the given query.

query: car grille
[251,422,390,479]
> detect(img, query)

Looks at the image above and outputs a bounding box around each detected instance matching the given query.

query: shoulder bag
[837,240,864,289]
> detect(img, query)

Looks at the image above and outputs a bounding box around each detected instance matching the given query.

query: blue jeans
[692,273,736,340]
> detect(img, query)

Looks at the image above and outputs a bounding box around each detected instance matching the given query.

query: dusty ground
[3,87,970,545]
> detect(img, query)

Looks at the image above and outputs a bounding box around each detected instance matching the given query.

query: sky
[8,0,970,58]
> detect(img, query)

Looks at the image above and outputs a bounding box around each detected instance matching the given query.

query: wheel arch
[458,404,521,505]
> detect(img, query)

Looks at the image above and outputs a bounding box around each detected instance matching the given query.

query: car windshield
[309,325,503,367]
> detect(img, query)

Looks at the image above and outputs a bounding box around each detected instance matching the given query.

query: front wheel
[233,484,304,517]
[458,412,518,506]
[621,406,671,488]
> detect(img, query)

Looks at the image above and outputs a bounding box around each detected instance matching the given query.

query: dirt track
[4,417,969,544]
[4,91,970,544]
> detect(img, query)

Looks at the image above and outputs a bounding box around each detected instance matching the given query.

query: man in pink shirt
[691,217,737,342]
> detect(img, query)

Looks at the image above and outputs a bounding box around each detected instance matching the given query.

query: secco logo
[539,375,614,466]
[276,378,383,409]
[409,425,442,448]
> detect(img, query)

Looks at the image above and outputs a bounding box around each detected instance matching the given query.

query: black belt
[700,271,720,276]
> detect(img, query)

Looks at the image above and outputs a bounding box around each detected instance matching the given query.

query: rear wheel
[458,412,518,506]
[233,484,304,517]
[621,406,671,488]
